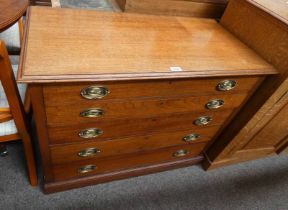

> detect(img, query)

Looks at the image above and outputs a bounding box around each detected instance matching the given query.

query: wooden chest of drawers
[18,7,277,193]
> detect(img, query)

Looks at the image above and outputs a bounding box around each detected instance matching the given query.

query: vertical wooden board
[204,0,288,168]
[29,85,54,182]
[244,102,288,149]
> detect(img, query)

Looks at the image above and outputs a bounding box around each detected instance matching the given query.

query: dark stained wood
[18,7,276,83]
[52,143,207,181]
[0,0,28,32]
[48,110,234,144]
[50,126,218,164]
[24,85,32,113]
[0,41,37,186]
[203,0,288,169]
[29,85,54,182]
[44,156,203,193]
[115,0,227,18]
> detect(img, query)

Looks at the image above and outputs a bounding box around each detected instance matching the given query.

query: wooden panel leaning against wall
[115,0,228,18]
[203,0,288,169]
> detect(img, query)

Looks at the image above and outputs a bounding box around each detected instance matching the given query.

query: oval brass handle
[183,133,201,142]
[79,128,103,139]
[81,86,110,99]
[78,148,101,157]
[194,116,212,126]
[217,80,237,91]
[80,108,105,118]
[79,165,97,174]
[173,149,190,157]
[206,99,224,109]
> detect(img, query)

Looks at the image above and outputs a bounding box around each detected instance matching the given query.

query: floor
[1,141,288,210]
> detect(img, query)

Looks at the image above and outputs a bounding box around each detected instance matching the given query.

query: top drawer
[43,77,261,106]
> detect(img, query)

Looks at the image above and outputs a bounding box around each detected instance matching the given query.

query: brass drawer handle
[217,80,237,91]
[79,128,103,139]
[206,99,224,109]
[80,108,105,118]
[173,149,190,157]
[194,116,212,126]
[78,148,101,157]
[81,86,110,99]
[183,133,201,142]
[79,165,97,174]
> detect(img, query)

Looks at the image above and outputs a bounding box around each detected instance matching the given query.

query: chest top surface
[18,6,277,83]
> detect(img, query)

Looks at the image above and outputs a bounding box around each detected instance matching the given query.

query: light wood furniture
[0,18,25,55]
[0,0,28,32]
[115,0,228,18]
[204,0,288,169]
[0,40,37,186]
[0,19,25,154]
[0,0,27,54]
[18,6,276,193]
[0,0,28,154]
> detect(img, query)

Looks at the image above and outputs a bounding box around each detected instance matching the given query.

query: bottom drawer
[52,142,207,181]
[50,126,219,165]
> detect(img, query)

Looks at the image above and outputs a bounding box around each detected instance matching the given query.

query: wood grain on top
[0,0,28,31]
[18,6,277,83]
[249,0,288,24]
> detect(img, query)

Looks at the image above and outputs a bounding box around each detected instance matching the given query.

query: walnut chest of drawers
[18,6,277,193]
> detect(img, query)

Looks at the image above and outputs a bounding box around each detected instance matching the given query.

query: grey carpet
[0,141,288,210]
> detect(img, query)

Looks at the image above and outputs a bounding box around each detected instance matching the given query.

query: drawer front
[46,93,249,126]
[50,126,219,164]
[52,143,206,181]
[48,110,233,144]
[43,77,261,106]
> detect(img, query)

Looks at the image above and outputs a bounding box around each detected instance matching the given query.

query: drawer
[43,77,261,106]
[48,110,233,144]
[52,142,207,181]
[50,126,219,164]
[46,93,249,126]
